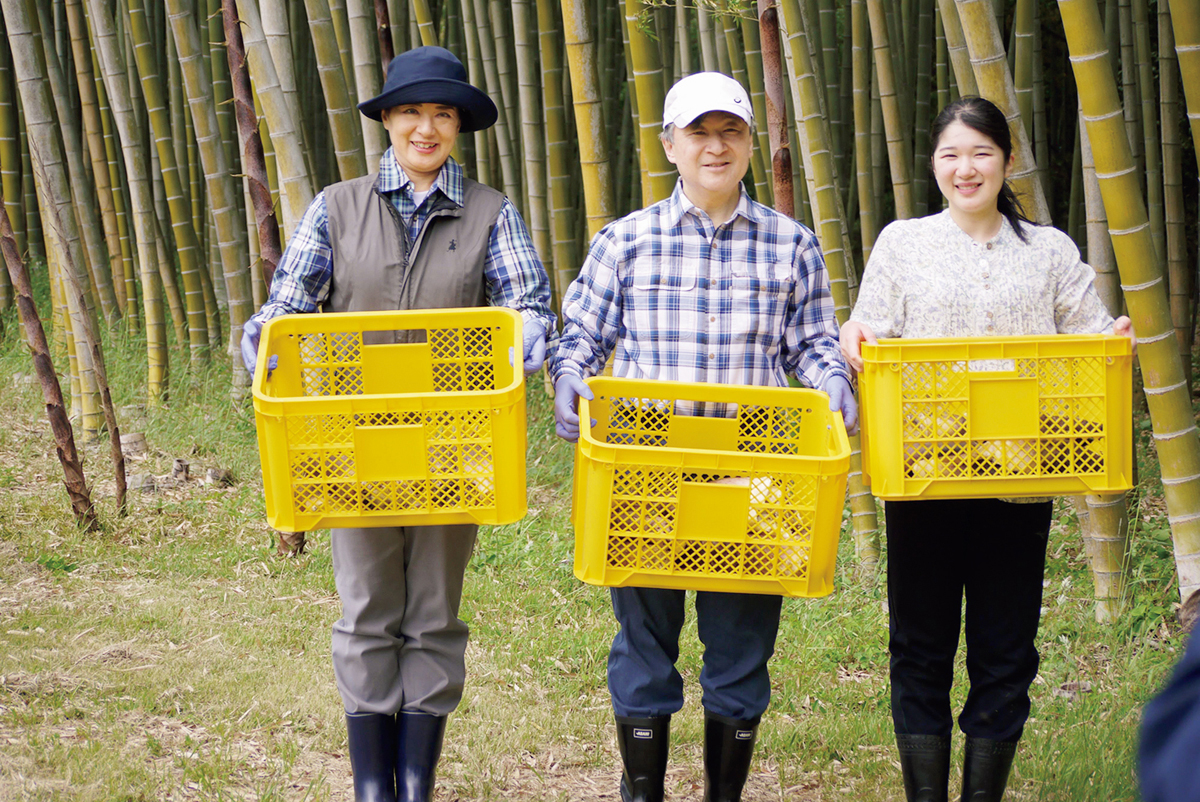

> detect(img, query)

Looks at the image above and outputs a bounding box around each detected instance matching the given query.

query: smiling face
[662,111,752,216]
[932,119,1015,227]
[381,102,461,191]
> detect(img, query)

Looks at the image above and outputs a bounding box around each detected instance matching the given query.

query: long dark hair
[930,96,1034,242]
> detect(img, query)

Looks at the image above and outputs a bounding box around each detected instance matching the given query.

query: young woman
[840,96,1133,802]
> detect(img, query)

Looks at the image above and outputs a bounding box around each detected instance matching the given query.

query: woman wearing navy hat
[241,47,554,802]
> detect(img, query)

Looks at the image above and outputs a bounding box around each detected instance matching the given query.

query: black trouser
[885,498,1052,743]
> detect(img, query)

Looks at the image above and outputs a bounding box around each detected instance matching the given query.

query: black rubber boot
[702,712,759,802]
[345,712,398,802]
[615,715,670,802]
[895,734,950,802]
[960,737,1017,801]
[396,712,447,802]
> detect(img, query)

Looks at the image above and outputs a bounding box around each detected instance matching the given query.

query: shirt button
[982,272,990,278]
[709,353,716,360]
[984,284,991,290]
[710,316,717,322]
[986,242,994,250]
[986,312,994,319]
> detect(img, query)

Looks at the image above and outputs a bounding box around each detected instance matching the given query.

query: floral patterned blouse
[849,210,1114,339]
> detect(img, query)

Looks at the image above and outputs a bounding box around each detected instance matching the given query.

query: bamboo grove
[1,0,1200,616]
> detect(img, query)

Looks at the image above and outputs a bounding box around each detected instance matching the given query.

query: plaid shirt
[250,150,554,331]
[552,181,848,391]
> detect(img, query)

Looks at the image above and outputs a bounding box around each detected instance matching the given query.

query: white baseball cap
[662,72,753,130]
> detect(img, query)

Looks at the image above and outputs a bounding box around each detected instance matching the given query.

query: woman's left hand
[1113,316,1136,355]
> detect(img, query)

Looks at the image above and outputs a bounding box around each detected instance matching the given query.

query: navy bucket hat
[358,46,498,133]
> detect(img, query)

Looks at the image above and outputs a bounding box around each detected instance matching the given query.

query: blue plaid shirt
[250,149,554,331]
[552,181,848,390]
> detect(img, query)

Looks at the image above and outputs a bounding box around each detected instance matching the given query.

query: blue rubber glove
[240,317,277,380]
[522,318,548,376]
[554,374,594,442]
[825,375,858,436]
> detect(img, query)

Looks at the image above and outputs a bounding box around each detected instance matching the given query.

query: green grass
[0,293,1186,800]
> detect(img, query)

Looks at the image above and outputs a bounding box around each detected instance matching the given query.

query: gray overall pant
[323,171,504,715]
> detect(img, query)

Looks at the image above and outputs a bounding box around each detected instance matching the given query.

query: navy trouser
[607,586,782,720]
[886,498,1052,742]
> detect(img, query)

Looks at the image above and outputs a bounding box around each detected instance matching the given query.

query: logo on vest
[448,238,457,251]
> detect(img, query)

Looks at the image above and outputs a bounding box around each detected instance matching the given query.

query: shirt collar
[377,148,466,207]
[937,208,1014,247]
[664,179,755,229]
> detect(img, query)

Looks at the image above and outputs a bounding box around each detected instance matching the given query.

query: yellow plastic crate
[572,378,851,598]
[252,308,527,532]
[859,335,1133,500]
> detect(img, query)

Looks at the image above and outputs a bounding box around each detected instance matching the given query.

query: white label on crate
[968,358,1015,373]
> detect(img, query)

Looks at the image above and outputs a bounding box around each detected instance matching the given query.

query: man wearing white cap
[551,72,856,802]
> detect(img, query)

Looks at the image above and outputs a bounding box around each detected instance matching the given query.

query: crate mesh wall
[898,356,1108,481]
[284,327,499,517]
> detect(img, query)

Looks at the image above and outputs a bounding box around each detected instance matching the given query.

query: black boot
[960,737,1017,801]
[396,712,446,802]
[895,734,950,802]
[345,712,398,802]
[702,713,758,802]
[614,715,670,802]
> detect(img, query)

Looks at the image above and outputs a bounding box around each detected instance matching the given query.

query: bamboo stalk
[0,10,22,291]
[1132,0,1163,265]
[511,0,551,273]
[912,0,934,216]
[347,0,386,170]
[954,0,1050,223]
[64,0,123,320]
[623,0,676,203]
[1060,0,1200,602]
[4,0,103,437]
[303,0,368,180]
[235,0,316,237]
[224,0,282,289]
[468,0,520,202]
[741,12,775,191]
[129,0,212,364]
[1013,0,1034,138]
[88,34,137,332]
[851,0,877,262]
[721,11,772,205]
[85,0,168,402]
[535,0,575,307]
[935,0,979,96]
[1032,1,1048,203]
[561,0,615,238]
[1160,0,1191,370]
[1079,105,1119,316]
[35,1,115,329]
[777,0,879,572]
[167,0,257,391]
[490,0,522,205]
[865,0,915,218]
[16,110,41,263]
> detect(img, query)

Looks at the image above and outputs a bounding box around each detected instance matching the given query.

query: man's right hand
[553,374,594,442]
[839,320,877,374]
